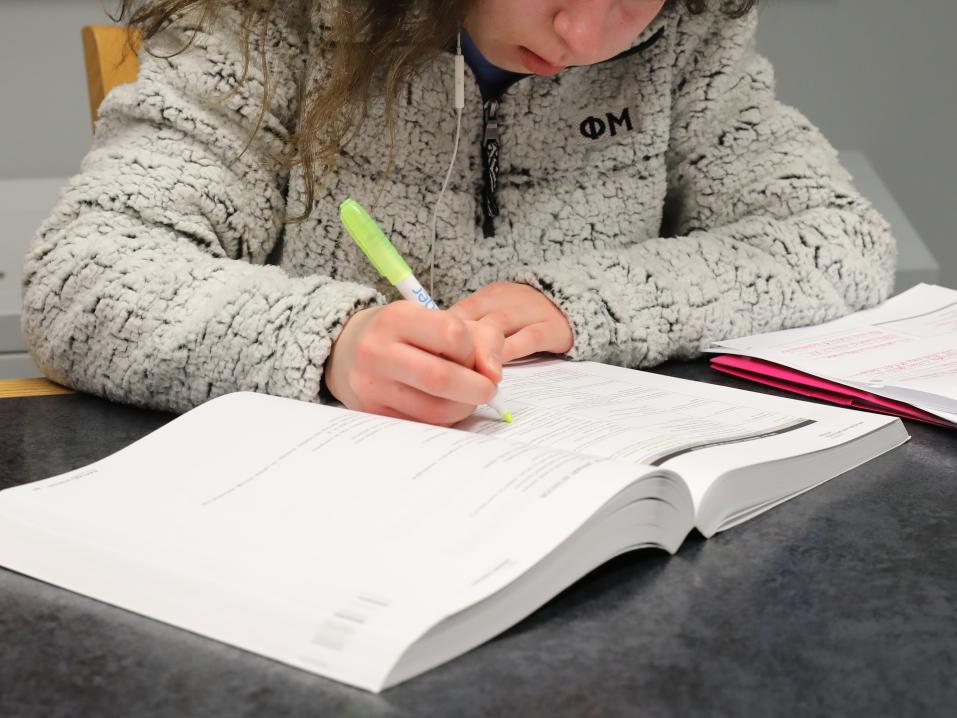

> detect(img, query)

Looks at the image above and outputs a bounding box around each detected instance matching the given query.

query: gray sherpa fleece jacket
[22,2,896,413]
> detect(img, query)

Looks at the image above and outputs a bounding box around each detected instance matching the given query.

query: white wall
[0,0,103,178]
[756,0,957,286]
[1,0,955,284]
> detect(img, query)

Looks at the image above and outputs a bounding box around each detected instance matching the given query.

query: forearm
[509,200,895,367]
[22,211,382,413]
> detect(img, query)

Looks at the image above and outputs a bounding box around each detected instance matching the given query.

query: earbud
[454,31,465,111]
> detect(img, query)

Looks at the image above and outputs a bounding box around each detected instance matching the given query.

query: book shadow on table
[493,531,708,642]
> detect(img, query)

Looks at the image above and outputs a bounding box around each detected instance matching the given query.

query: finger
[481,306,539,337]
[379,342,497,406]
[449,284,518,322]
[467,318,506,384]
[448,292,486,321]
[378,380,476,426]
[386,305,477,369]
[451,288,548,336]
[503,322,560,363]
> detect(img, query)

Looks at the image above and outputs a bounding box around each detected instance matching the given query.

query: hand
[323,301,505,426]
[450,282,574,363]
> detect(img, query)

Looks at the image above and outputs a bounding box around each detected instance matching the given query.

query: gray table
[2,360,956,717]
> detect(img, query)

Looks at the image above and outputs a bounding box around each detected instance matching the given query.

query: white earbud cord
[429,31,466,299]
[429,108,463,299]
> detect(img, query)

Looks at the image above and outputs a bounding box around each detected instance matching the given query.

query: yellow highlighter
[340,199,513,423]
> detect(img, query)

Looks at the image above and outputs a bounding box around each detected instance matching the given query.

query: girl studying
[21,0,896,425]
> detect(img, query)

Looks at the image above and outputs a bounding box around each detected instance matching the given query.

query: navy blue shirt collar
[460,30,528,101]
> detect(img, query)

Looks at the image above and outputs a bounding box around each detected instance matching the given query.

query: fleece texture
[21,2,896,413]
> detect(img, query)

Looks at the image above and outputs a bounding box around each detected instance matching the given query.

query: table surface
[2,360,956,718]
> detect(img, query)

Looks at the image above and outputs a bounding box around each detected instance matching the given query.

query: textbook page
[0,392,679,692]
[456,359,904,534]
[709,284,957,420]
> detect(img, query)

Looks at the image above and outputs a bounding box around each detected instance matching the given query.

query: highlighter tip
[502,412,514,424]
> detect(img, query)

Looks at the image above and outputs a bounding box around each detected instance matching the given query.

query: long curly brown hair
[112,0,756,219]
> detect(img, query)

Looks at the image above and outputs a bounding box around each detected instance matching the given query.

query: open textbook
[0,360,907,692]
[709,284,957,426]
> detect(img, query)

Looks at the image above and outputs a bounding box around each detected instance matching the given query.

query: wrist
[323,305,379,405]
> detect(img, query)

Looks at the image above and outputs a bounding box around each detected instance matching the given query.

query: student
[22,0,895,425]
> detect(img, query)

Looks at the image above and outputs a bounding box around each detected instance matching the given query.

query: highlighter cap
[340,199,412,286]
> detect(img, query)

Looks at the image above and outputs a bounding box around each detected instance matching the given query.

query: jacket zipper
[481,98,501,238]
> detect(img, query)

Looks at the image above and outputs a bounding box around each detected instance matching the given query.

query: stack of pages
[0,360,907,691]
[709,284,957,428]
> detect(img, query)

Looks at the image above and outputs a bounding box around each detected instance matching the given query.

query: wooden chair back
[81,25,142,133]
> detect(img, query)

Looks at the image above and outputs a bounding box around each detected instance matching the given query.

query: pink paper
[710,355,954,429]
